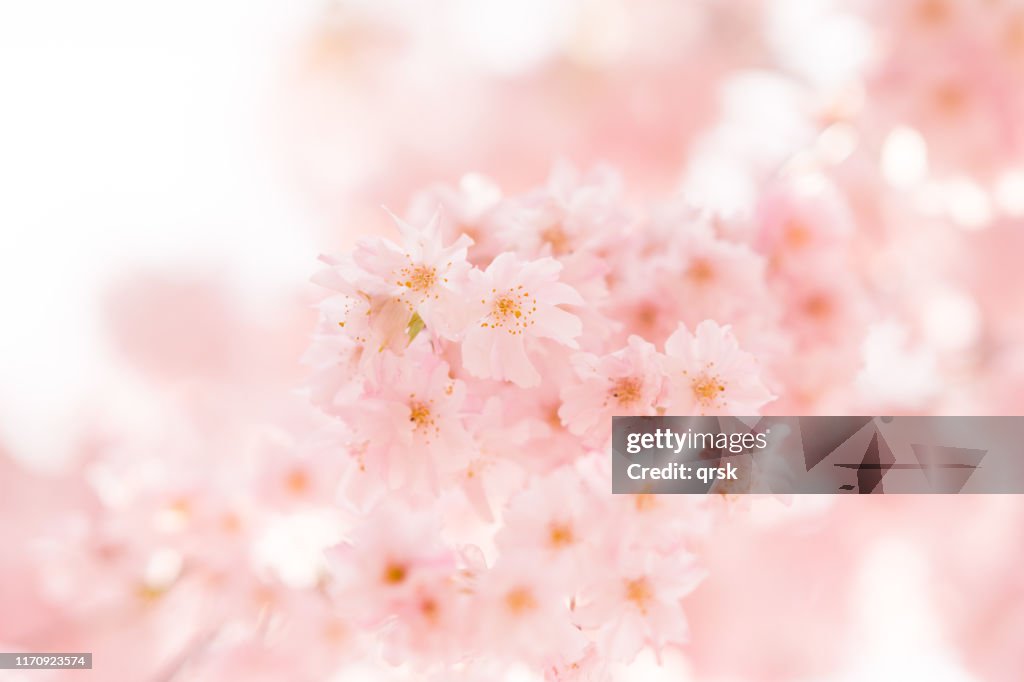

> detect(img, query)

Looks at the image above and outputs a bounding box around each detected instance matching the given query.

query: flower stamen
[608,376,644,407]
[505,586,538,614]
[686,258,716,285]
[687,368,726,411]
[399,264,438,294]
[383,561,408,585]
[625,577,653,615]
[484,288,537,335]
[548,522,575,548]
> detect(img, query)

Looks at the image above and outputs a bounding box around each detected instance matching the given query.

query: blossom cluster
[302,163,881,677]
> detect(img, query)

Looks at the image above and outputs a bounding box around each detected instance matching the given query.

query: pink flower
[257,436,349,510]
[775,264,872,351]
[313,256,414,364]
[495,468,597,569]
[754,182,855,276]
[327,502,454,626]
[473,552,588,667]
[661,221,770,331]
[662,320,774,416]
[498,162,630,259]
[352,210,473,339]
[604,208,772,348]
[462,253,584,387]
[381,573,468,666]
[574,549,704,663]
[342,345,472,493]
[559,336,665,445]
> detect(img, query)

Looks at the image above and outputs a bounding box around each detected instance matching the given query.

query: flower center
[609,376,644,407]
[691,373,726,408]
[540,222,571,255]
[398,263,438,294]
[505,586,537,614]
[409,400,435,432]
[221,512,242,534]
[382,561,408,585]
[803,293,833,319]
[495,295,520,318]
[419,596,440,623]
[686,258,716,285]
[784,219,811,248]
[286,468,309,494]
[633,302,660,337]
[548,522,575,548]
[625,577,654,614]
[482,287,537,335]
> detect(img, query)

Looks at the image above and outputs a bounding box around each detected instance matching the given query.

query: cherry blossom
[559,335,665,445]
[461,253,584,387]
[662,320,775,416]
[352,210,473,339]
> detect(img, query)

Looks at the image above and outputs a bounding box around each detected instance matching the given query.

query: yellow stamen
[286,468,309,494]
[399,264,437,294]
[691,374,726,407]
[686,258,716,285]
[409,401,434,430]
[540,223,571,255]
[548,522,575,548]
[803,293,833,319]
[383,562,407,585]
[625,577,653,614]
[505,586,537,614]
[783,219,811,248]
[485,288,537,336]
[609,376,644,407]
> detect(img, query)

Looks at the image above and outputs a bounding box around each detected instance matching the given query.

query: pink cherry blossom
[352,210,473,339]
[313,256,414,365]
[662,320,775,416]
[498,162,630,259]
[461,253,584,387]
[574,549,704,663]
[341,344,471,494]
[472,552,589,667]
[657,216,771,331]
[495,467,597,570]
[559,335,664,445]
[327,502,454,626]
